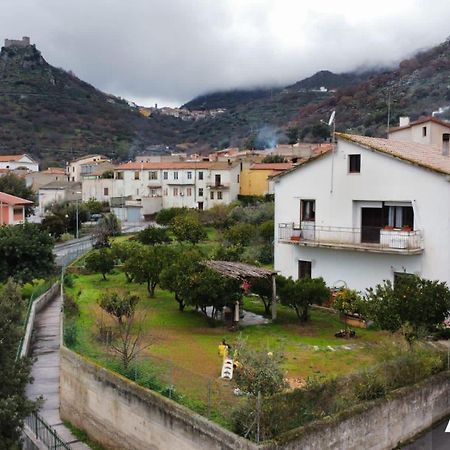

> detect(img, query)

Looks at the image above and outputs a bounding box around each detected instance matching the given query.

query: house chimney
[399,116,410,127]
[443,134,450,156]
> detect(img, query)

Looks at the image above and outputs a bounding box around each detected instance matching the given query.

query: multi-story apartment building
[274,133,450,291]
[82,161,241,220]
[67,155,110,182]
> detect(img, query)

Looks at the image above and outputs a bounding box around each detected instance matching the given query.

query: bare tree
[98,290,149,369]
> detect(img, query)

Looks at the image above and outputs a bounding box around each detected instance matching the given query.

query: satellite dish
[328,110,336,126]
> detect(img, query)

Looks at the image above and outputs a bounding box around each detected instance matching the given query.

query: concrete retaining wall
[60,347,256,450]
[60,346,450,450]
[270,371,450,450]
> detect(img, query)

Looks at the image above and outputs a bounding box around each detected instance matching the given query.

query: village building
[66,154,110,182]
[38,181,82,215]
[0,154,39,172]
[274,133,450,291]
[0,191,33,225]
[388,116,450,148]
[240,163,294,196]
[82,160,241,221]
[26,167,66,192]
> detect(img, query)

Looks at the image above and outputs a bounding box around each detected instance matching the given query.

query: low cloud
[2,0,450,106]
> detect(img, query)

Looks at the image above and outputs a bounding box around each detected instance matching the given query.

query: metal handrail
[25,412,72,449]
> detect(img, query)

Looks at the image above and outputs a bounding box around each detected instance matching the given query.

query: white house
[388,116,450,148]
[274,133,450,291]
[83,161,241,220]
[67,154,110,182]
[39,181,82,214]
[0,154,39,172]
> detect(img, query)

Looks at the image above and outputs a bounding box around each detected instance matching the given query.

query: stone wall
[60,347,256,450]
[61,345,450,450]
[269,371,450,450]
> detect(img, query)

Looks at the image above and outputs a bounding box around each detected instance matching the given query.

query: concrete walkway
[26,295,90,450]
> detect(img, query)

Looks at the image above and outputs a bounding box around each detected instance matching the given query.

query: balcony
[206,182,230,189]
[278,223,424,255]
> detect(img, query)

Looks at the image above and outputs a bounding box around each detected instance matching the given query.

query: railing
[206,182,230,189]
[24,412,72,450]
[278,223,424,253]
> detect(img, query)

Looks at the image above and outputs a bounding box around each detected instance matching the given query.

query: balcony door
[361,207,383,243]
[215,174,221,186]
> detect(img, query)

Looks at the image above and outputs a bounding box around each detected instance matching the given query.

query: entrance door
[361,208,383,243]
[198,201,204,210]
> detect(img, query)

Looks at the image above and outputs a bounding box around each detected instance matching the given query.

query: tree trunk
[175,294,185,312]
[102,272,107,281]
[147,280,156,297]
[260,296,271,316]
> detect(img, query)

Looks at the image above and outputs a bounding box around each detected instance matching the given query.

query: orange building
[0,191,33,225]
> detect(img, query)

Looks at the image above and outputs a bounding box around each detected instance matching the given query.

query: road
[403,417,450,449]
[53,221,147,266]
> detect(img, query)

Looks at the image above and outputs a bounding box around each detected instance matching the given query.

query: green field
[65,267,396,425]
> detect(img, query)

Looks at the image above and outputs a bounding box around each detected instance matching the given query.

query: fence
[24,412,72,450]
[278,222,423,252]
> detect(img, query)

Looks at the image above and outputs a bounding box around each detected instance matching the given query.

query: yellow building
[240,163,294,196]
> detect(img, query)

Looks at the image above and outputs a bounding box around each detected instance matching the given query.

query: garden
[61,204,450,441]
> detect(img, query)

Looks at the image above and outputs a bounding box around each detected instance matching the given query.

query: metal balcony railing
[278,223,424,254]
[206,182,230,189]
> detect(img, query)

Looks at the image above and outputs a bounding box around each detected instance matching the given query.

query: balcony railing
[206,182,230,189]
[278,223,424,255]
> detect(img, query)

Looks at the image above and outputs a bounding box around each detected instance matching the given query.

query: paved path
[26,295,90,450]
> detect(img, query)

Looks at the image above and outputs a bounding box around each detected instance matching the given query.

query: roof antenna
[328,111,336,194]
[387,90,391,136]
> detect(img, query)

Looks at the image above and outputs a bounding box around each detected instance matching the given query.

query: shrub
[60,232,74,242]
[64,321,77,347]
[333,289,365,316]
[223,223,254,246]
[136,225,170,245]
[155,207,189,226]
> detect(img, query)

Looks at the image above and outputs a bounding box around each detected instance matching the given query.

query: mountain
[3,37,450,163]
[0,43,186,166]
[287,39,450,138]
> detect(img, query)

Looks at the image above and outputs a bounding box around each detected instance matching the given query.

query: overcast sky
[1,0,450,107]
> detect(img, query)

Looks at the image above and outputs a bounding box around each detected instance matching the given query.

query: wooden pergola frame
[204,260,278,320]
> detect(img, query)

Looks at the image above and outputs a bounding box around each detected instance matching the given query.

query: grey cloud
[1,0,450,106]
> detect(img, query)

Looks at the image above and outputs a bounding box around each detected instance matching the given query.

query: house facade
[0,154,39,172]
[388,116,450,148]
[67,155,110,182]
[240,163,294,196]
[82,161,241,220]
[39,181,82,214]
[0,191,33,225]
[274,134,450,291]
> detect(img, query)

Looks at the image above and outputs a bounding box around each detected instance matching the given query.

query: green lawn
[65,268,395,426]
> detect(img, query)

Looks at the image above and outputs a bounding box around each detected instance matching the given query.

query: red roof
[0,154,26,162]
[0,191,33,205]
[116,161,238,170]
[337,133,450,176]
[250,163,294,171]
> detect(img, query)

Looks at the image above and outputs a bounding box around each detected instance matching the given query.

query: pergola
[204,260,278,320]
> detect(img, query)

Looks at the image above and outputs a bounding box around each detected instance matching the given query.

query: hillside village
[2,27,450,450]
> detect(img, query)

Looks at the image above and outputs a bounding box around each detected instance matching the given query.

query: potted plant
[333,288,367,328]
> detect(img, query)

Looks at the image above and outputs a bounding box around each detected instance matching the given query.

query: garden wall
[271,371,450,450]
[60,347,256,450]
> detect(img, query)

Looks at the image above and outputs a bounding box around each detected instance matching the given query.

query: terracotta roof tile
[0,191,33,205]
[116,161,239,170]
[0,154,26,162]
[250,163,295,170]
[337,133,450,176]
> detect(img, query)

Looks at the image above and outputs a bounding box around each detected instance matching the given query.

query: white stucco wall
[274,138,450,291]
